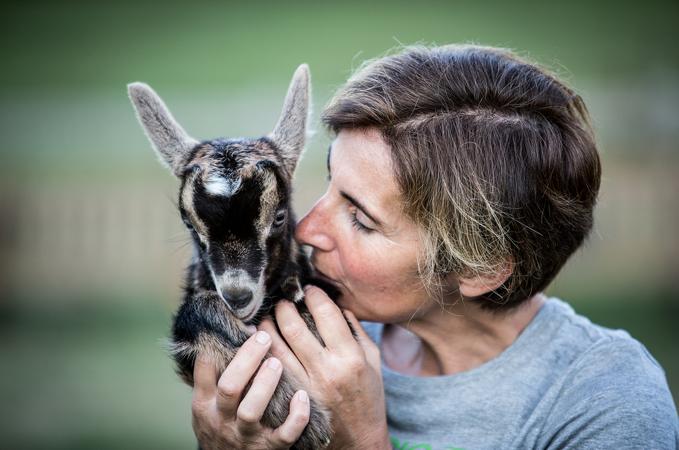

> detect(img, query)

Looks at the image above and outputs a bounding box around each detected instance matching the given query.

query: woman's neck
[382,294,546,377]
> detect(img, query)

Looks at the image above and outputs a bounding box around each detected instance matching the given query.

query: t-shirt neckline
[375,297,561,388]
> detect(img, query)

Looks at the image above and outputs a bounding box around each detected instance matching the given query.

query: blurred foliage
[1,0,677,448]
[2,0,678,91]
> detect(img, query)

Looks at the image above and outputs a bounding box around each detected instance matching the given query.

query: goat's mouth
[216,293,263,323]
[219,298,263,325]
[239,303,263,324]
[211,269,265,322]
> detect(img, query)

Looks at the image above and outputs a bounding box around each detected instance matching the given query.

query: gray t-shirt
[363,298,679,450]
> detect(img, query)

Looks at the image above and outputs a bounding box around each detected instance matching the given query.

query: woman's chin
[334,292,353,311]
[333,291,380,322]
[336,294,348,309]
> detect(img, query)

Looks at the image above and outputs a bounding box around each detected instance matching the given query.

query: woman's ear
[458,259,514,298]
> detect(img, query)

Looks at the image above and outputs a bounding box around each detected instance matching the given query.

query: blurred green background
[1,0,678,448]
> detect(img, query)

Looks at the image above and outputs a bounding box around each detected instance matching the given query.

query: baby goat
[128,65,340,449]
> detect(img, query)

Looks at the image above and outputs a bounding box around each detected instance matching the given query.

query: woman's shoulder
[533,298,679,449]
[527,298,673,410]
[554,327,671,408]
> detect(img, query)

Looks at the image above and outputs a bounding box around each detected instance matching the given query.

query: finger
[236,357,284,434]
[216,330,272,416]
[275,300,325,369]
[343,309,381,370]
[342,308,370,342]
[258,319,308,382]
[269,390,311,449]
[193,352,218,403]
[304,285,357,354]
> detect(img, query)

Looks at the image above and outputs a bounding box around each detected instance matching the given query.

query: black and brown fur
[128,65,341,449]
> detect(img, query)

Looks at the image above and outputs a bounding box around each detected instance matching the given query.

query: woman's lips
[312,267,344,302]
[315,268,338,285]
[312,265,341,288]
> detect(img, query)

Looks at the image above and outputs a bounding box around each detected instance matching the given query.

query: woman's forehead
[330,129,401,220]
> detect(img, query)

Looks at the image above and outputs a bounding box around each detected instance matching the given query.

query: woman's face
[295,128,440,323]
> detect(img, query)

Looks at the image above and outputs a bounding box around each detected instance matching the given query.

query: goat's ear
[269,64,310,177]
[127,82,199,177]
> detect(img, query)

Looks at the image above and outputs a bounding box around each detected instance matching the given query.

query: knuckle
[279,421,305,446]
[323,366,347,388]
[315,303,338,320]
[277,431,297,447]
[323,358,364,386]
[293,408,310,426]
[272,434,290,447]
[194,353,210,369]
[191,398,208,418]
[344,355,366,373]
[323,372,339,387]
[217,379,240,400]
[236,406,260,425]
[280,322,305,342]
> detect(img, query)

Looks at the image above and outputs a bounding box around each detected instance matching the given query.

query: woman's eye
[349,207,374,233]
[273,210,287,228]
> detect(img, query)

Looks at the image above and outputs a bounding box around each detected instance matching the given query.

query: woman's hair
[321,44,601,311]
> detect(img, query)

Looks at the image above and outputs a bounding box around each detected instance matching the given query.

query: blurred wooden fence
[0,162,677,307]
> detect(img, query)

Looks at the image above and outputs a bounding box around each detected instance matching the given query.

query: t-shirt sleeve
[539,337,679,450]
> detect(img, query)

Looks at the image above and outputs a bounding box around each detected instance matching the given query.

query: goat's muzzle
[221,287,254,310]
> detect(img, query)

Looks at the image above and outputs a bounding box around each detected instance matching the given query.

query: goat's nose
[221,288,253,309]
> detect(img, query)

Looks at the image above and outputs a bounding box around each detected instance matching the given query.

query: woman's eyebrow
[340,191,383,227]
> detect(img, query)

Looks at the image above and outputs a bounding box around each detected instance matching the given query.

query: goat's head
[128,65,310,323]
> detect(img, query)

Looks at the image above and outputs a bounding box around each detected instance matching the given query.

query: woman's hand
[258,285,390,450]
[191,330,311,450]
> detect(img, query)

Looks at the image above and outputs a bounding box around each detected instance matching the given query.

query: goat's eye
[273,210,287,228]
[183,219,194,231]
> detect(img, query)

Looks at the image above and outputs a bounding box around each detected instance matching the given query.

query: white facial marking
[205,175,241,197]
[211,269,256,295]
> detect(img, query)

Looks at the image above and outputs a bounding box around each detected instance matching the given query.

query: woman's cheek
[347,247,393,292]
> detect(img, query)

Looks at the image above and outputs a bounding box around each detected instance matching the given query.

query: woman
[190,45,679,449]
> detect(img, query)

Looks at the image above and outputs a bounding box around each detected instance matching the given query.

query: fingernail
[255,331,270,345]
[267,357,281,370]
[297,390,308,403]
[245,325,257,334]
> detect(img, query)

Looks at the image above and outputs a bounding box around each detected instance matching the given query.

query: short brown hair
[322,45,601,310]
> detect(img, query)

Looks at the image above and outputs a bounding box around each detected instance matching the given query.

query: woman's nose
[295,197,334,252]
